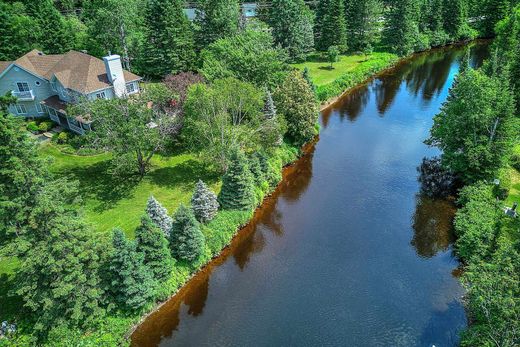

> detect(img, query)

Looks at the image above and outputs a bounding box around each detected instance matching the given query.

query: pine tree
[109,229,156,312]
[274,71,319,145]
[195,0,240,49]
[191,180,219,223]
[146,195,173,237]
[248,153,266,186]
[346,0,383,52]
[383,0,421,56]
[267,0,315,62]
[218,150,256,210]
[315,0,348,52]
[140,0,196,78]
[478,0,514,37]
[170,204,205,262]
[443,0,472,40]
[135,215,174,282]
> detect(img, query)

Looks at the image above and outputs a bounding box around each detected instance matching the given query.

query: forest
[0,0,519,346]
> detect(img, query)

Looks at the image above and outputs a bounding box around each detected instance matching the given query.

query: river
[131,42,490,347]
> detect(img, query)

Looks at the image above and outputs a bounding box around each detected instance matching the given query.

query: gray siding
[0,65,55,118]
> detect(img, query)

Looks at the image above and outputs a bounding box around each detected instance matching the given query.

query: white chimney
[103,54,126,98]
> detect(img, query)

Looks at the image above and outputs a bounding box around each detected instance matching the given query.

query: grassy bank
[292,52,398,103]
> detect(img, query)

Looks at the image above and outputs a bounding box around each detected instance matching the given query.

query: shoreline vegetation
[1,0,517,346]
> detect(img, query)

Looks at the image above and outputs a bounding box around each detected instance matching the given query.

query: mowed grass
[39,143,221,238]
[291,52,388,86]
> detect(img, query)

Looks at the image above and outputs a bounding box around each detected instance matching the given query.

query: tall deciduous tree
[191,180,219,223]
[383,0,421,55]
[274,71,319,145]
[345,0,382,52]
[136,215,174,282]
[108,229,156,311]
[170,204,205,262]
[195,0,240,49]
[146,196,173,237]
[315,0,348,52]
[427,69,517,183]
[83,0,142,71]
[218,149,256,210]
[267,0,315,62]
[139,0,195,78]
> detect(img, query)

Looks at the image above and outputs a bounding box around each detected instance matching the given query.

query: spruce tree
[315,0,348,52]
[191,180,219,223]
[218,150,256,210]
[146,195,173,237]
[263,90,277,120]
[443,0,473,40]
[195,0,240,49]
[109,229,156,312]
[170,204,205,262]
[346,0,383,52]
[267,0,315,62]
[135,215,174,282]
[140,0,196,78]
[248,153,266,186]
[383,0,421,56]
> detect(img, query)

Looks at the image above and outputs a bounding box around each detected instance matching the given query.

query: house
[0,49,142,134]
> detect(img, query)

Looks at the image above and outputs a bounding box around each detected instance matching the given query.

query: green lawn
[40,143,221,237]
[292,52,390,87]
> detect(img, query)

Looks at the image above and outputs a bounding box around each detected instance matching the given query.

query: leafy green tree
[146,195,173,237]
[0,2,39,60]
[461,241,520,347]
[314,0,348,52]
[383,0,421,55]
[443,0,476,40]
[15,215,105,335]
[327,45,340,69]
[183,78,281,170]
[83,0,142,71]
[191,180,219,223]
[345,0,383,52]
[218,149,256,210]
[427,69,517,183]
[274,71,319,145]
[267,0,315,62]
[70,86,176,176]
[139,0,195,78]
[135,215,174,282]
[108,229,156,311]
[24,0,76,53]
[302,67,317,94]
[200,27,289,87]
[454,182,501,261]
[195,0,240,49]
[170,204,205,262]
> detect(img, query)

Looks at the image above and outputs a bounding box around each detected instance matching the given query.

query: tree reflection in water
[411,195,456,258]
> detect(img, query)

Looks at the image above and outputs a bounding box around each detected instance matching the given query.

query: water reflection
[374,72,401,115]
[411,195,456,258]
[336,85,370,122]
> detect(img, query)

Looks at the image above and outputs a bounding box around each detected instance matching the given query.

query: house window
[16,82,30,92]
[95,91,107,99]
[126,82,136,94]
[15,104,27,115]
[36,103,44,113]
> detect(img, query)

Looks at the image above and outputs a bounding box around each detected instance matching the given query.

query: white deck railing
[12,90,35,101]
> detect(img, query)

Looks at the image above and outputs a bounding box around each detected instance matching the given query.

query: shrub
[38,120,54,132]
[57,131,69,144]
[26,121,39,133]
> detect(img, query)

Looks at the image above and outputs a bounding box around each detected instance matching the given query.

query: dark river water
[131,42,490,347]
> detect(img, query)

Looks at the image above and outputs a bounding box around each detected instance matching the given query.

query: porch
[41,96,92,135]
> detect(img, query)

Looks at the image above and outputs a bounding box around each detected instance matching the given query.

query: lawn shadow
[149,159,220,192]
[318,66,335,71]
[59,160,140,212]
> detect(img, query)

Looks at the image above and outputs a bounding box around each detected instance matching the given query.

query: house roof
[0,61,12,75]
[41,95,68,114]
[4,49,141,94]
